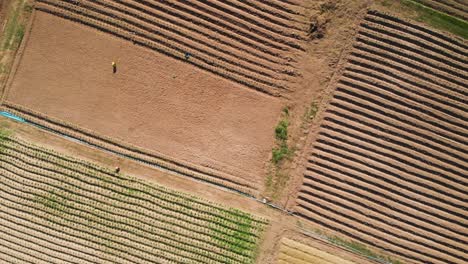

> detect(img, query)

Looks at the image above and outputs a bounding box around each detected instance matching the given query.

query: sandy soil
[4,11,283,184]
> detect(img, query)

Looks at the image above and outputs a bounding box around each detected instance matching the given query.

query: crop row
[0,175,241,263]
[35,0,289,96]
[2,136,267,225]
[0,142,265,242]
[1,102,259,196]
[0,164,253,263]
[5,136,267,225]
[0,137,267,263]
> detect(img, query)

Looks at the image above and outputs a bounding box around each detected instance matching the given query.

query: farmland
[296,10,467,264]
[277,238,357,264]
[0,134,267,263]
[1,3,299,195]
[1,0,467,263]
[410,0,468,21]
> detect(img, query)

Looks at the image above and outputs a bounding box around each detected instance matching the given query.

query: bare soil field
[295,10,468,264]
[2,10,288,195]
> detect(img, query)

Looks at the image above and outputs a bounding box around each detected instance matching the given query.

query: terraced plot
[277,238,357,264]
[0,135,267,264]
[296,10,468,264]
[32,0,307,96]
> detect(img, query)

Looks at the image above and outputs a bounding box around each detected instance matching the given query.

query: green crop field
[0,134,267,264]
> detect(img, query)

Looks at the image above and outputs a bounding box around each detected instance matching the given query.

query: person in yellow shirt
[112,61,117,74]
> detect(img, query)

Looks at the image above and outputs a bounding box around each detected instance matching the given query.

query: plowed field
[295,10,468,264]
[2,0,310,194]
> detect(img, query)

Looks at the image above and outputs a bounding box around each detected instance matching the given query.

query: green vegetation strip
[0,135,267,264]
[1,0,28,50]
[272,108,291,165]
[401,0,468,39]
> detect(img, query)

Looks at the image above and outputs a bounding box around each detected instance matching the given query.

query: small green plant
[271,107,290,164]
[272,143,290,164]
[274,120,288,141]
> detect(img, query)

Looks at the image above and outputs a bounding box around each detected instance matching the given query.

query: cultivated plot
[0,135,267,263]
[296,10,468,264]
[2,0,309,194]
[277,238,357,264]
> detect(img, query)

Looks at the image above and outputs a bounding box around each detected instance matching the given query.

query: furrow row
[295,203,446,264]
[356,29,467,80]
[315,132,467,211]
[414,0,468,20]
[346,57,467,110]
[184,0,306,41]
[37,0,289,93]
[301,174,468,251]
[308,146,467,230]
[331,88,468,164]
[325,106,467,189]
[352,44,466,97]
[0,150,261,246]
[299,183,467,261]
[302,165,467,245]
[297,192,465,264]
[339,75,468,136]
[82,0,294,81]
[157,0,294,52]
[224,0,307,27]
[128,0,290,65]
[317,128,467,208]
[367,11,468,53]
[2,137,267,226]
[342,66,467,123]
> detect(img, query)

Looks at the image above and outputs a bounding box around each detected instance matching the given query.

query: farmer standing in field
[112,61,117,74]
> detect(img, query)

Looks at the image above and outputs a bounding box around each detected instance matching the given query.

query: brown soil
[294,9,468,264]
[3,0,466,264]
[4,11,283,186]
